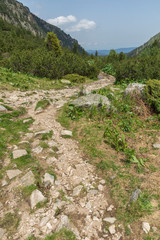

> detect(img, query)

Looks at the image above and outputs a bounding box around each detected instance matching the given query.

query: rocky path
[0,75,124,240]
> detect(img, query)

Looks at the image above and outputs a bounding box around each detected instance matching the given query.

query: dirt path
[0,75,124,240]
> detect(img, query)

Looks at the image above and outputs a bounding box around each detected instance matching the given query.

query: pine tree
[46,32,62,56]
[95,50,98,57]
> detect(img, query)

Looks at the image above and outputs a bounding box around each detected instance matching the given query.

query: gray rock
[6,169,22,180]
[61,130,72,137]
[153,143,160,149]
[71,94,111,109]
[124,83,145,97]
[30,189,46,209]
[1,179,8,186]
[44,173,55,185]
[0,228,5,238]
[0,105,7,112]
[103,217,116,224]
[23,119,31,123]
[109,224,116,234]
[142,222,150,234]
[61,79,71,84]
[56,215,71,232]
[48,141,58,148]
[12,149,28,159]
[130,188,142,202]
[32,146,43,154]
[73,185,83,196]
[35,130,50,137]
[21,171,35,187]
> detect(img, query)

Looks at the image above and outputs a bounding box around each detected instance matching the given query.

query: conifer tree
[46,32,62,56]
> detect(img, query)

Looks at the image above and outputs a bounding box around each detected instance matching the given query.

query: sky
[18,0,160,50]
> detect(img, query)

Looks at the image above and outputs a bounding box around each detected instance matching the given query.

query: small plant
[41,130,53,140]
[103,120,127,152]
[67,104,84,120]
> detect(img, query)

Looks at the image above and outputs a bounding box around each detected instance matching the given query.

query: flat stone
[46,157,58,165]
[109,224,116,234]
[56,215,71,232]
[0,105,7,112]
[73,185,83,196]
[153,143,160,149]
[21,171,35,187]
[6,169,22,180]
[44,173,55,185]
[103,217,116,224]
[32,146,43,154]
[0,228,5,238]
[30,189,46,209]
[100,180,106,185]
[1,179,8,186]
[61,79,71,84]
[23,119,31,123]
[98,184,104,191]
[89,190,98,195]
[12,149,28,159]
[61,130,72,137]
[35,130,50,137]
[48,141,58,148]
[142,222,150,234]
[71,94,111,109]
[130,188,142,202]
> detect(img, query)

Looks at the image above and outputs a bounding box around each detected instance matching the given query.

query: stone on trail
[6,169,22,180]
[0,105,7,112]
[142,222,150,234]
[12,149,28,159]
[109,224,116,234]
[61,130,72,137]
[153,143,160,149]
[30,189,46,209]
[21,171,35,187]
[70,94,111,108]
[103,217,116,224]
[44,173,55,185]
[35,130,51,137]
[32,146,43,154]
[73,185,83,196]
[0,228,5,238]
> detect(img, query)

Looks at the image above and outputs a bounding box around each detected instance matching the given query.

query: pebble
[103,217,116,224]
[142,222,150,234]
[153,143,160,149]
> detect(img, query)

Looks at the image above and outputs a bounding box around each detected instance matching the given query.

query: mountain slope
[0,0,83,51]
[128,32,160,57]
[87,47,136,56]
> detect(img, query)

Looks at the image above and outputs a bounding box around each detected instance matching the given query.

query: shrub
[144,79,160,113]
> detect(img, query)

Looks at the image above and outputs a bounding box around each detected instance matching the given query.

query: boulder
[124,83,145,97]
[70,94,111,109]
[30,189,46,209]
[12,149,28,159]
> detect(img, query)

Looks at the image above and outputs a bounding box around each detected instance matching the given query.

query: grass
[58,85,160,230]
[35,99,50,111]
[44,228,77,240]
[0,211,20,232]
[22,184,37,199]
[0,67,94,91]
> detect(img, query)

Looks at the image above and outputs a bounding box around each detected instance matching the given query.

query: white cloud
[47,15,77,26]
[66,19,96,32]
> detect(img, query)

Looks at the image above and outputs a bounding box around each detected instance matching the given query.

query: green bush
[144,79,160,113]
[102,63,116,76]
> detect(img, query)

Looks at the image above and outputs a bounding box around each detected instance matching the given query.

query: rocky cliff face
[0,0,83,51]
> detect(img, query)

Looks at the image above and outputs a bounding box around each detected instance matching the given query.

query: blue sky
[18,0,160,50]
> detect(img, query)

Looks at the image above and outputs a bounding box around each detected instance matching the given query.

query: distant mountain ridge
[0,0,84,52]
[128,33,160,57]
[87,47,136,56]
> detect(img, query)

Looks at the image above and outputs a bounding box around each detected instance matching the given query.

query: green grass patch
[35,99,50,111]
[44,228,77,240]
[22,184,37,199]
